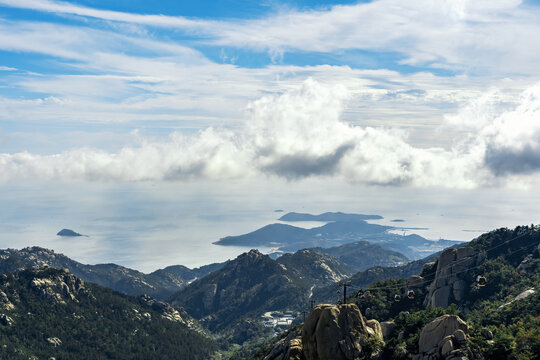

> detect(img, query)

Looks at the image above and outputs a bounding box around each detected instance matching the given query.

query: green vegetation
[244,225,540,360]
[372,226,540,360]
[0,268,219,359]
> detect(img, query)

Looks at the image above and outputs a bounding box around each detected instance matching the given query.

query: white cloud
[0,66,17,71]
[478,84,540,175]
[1,79,539,187]
[1,0,539,73]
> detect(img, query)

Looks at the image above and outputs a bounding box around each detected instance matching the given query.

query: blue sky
[1,0,540,268]
[2,0,540,187]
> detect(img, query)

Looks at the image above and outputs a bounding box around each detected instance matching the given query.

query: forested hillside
[0,268,219,359]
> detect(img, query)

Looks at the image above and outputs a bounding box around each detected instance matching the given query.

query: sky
[1,0,540,271]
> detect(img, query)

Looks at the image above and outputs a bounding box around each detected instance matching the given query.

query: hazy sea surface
[1,179,539,273]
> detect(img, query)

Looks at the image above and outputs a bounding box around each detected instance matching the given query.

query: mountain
[276,249,356,284]
[0,247,225,300]
[168,249,355,342]
[0,267,218,359]
[151,261,227,283]
[252,224,540,360]
[278,211,383,222]
[312,241,409,271]
[215,213,460,259]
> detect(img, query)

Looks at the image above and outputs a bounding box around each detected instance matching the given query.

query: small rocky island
[57,229,83,237]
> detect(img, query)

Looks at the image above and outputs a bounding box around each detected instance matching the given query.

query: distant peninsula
[278,211,383,222]
[215,211,460,260]
[57,229,83,237]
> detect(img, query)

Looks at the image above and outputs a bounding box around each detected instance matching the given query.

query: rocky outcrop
[480,328,493,340]
[424,247,486,308]
[517,254,534,273]
[498,288,535,309]
[366,319,383,341]
[380,321,396,340]
[263,328,305,360]
[302,304,382,360]
[0,290,15,310]
[277,249,354,285]
[414,315,478,360]
[46,337,62,347]
[0,313,13,326]
[202,283,218,310]
[30,269,86,303]
[138,294,186,323]
[418,315,467,353]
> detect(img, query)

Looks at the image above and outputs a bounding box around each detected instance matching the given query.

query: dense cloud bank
[1,80,539,188]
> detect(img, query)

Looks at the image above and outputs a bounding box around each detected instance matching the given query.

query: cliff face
[421,225,540,309]
[422,247,486,308]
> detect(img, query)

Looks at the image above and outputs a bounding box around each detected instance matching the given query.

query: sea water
[1,178,539,273]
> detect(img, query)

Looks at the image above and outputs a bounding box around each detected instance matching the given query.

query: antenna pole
[339,281,351,304]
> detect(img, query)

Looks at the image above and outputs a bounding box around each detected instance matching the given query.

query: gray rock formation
[418,315,467,353]
[30,269,86,303]
[302,304,383,360]
[263,328,304,360]
[480,328,493,340]
[424,247,486,308]
[0,313,13,326]
[406,275,424,288]
[498,288,535,309]
[366,319,383,341]
[517,254,534,272]
[414,315,478,360]
[46,337,62,347]
[139,294,204,332]
[0,290,15,310]
[380,321,396,340]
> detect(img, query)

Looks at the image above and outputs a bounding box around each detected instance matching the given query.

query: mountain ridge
[0,246,225,300]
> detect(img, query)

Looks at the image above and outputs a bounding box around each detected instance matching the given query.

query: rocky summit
[303,304,383,360]
[262,303,384,360]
